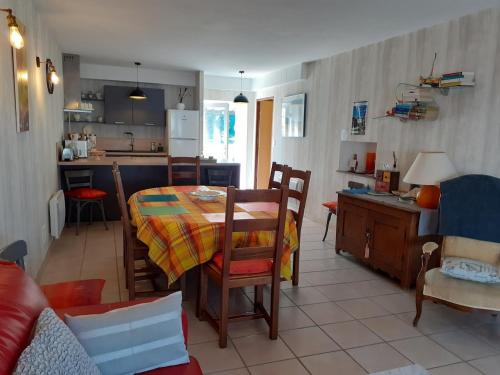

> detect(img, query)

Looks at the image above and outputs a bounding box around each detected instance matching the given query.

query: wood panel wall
[257,8,500,223]
[0,0,64,276]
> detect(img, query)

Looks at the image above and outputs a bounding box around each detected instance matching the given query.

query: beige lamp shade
[403,152,457,186]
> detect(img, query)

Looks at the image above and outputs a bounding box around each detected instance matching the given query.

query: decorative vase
[176,102,185,110]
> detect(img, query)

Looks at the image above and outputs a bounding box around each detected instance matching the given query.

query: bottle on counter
[349,153,359,172]
[151,142,157,152]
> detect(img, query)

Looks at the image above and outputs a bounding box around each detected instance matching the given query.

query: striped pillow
[65,292,189,375]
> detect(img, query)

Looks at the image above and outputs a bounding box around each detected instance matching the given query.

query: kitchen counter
[58,156,233,166]
[59,159,240,221]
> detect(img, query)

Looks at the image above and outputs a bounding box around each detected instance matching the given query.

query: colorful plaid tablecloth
[128,186,299,285]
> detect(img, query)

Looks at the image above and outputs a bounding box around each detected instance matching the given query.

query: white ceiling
[34,0,500,78]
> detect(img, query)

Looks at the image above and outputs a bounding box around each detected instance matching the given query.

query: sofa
[0,261,202,374]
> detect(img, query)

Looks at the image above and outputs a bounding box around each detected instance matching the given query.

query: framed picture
[281,93,306,137]
[12,23,29,132]
[351,100,367,135]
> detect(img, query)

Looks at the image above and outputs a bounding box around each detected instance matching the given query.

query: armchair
[414,174,500,326]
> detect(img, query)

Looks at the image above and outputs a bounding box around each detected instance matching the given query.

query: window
[203,100,248,187]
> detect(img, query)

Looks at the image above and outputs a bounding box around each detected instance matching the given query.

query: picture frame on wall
[12,23,29,132]
[282,93,306,137]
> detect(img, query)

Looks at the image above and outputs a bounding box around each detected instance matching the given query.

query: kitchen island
[59,157,240,221]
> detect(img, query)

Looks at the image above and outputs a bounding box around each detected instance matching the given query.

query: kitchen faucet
[124,132,134,152]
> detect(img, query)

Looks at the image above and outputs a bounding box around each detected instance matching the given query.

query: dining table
[128,185,299,285]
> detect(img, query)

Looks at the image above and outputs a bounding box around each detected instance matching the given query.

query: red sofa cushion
[0,261,49,375]
[137,357,202,375]
[212,252,273,275]
[65,187,107,199]
[41,279,105,309]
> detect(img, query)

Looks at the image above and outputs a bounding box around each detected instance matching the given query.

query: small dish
[189,190,224,202]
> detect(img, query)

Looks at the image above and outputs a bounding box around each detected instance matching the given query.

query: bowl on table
[189,190,225,202]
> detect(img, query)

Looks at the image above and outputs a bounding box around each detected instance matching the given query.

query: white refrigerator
[167,110,200,157]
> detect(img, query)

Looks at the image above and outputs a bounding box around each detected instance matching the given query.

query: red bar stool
[322,201,337,241]
[64,170,109,235]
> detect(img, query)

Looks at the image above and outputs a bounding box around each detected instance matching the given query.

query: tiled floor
[39,218,500,374]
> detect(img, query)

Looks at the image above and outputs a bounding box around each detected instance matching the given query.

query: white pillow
[441,257,500,284]
[14,308,101,375]
[65,292,189,375]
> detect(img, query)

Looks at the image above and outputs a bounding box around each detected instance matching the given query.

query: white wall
[0,0,64,276]
[257,8,500,223]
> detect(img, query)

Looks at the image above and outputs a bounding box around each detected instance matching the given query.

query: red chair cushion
[322,201,338,210]
[0,261,49,375]
[41,279,105,309]
[212,252,273,275]
[65,187,107,199]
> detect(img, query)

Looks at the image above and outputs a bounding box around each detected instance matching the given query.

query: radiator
[49,190,65,239]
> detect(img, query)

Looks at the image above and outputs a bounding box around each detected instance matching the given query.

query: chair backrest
[220,186,289,279]
[443,235,500,267]
[112,162,134,247]
[287,168,311,237]
[207,168,233,187]
[167,156,201,186]
[268,162,290,189]
[0,240,27,269]
[64,169,93,190]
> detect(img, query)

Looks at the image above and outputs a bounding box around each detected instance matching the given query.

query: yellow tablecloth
[128,186,299,285]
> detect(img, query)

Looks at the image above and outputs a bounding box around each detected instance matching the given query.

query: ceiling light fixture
[1,8,24,49]
[36,56,60,94]
[129,62,147,100]
[234,70,249,104]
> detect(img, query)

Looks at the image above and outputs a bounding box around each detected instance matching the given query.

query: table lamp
[403,152,457,209]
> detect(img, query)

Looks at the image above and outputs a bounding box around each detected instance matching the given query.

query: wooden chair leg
[413,290,424,326]
[322,211,333,241]
[219,284,229,348]
[254,285,264,313]
[269,280,280,340]
[292,248,300,286]
[196,266,207,319]
[66,199,72,225]
[180,273,187,300]
[89,203,93,225]
[76,201,81,236]
[127,250,136,301]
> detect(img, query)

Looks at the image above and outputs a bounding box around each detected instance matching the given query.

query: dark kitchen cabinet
[335,192,441,288]
[132,88,165,126]
[104,86,133,125]
[104,85,165,126]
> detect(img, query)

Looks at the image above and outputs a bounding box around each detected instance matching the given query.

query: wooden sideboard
[335,192,441,288]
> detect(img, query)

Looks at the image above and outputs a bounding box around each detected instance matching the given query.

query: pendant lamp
[234,70,248,103]
[129,62,147,100]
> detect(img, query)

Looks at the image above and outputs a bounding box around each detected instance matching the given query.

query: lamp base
[416,185,440,209]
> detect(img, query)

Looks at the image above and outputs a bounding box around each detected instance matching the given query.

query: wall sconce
[36,56,60,94]
[0,8,24,49]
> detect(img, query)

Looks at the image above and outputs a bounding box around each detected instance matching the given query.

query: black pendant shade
[234,70,248,104]
[234,92,249,103]
[129,86,147,100]
[129,62,147,100]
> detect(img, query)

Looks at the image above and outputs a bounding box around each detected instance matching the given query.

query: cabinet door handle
[364,232,371,259]
[145,122,156,126]
[114,121,125,125]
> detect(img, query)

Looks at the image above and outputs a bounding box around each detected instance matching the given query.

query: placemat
[139,194,179,202]
[139,205,188,216]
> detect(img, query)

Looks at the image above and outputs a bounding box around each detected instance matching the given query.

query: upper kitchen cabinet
[132,87,165,126]
[104,86,134,125]
[104,85,165,126]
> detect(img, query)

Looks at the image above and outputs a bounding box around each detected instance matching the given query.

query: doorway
[254,98,274,188]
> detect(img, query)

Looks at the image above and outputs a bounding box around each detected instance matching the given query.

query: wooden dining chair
[197,186,289,348]
[287,168,311,285]
[112,162,165,300]
[268,162,291,189]
[168,156,201,186]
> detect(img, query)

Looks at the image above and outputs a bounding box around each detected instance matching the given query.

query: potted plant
[177,88,191,110]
